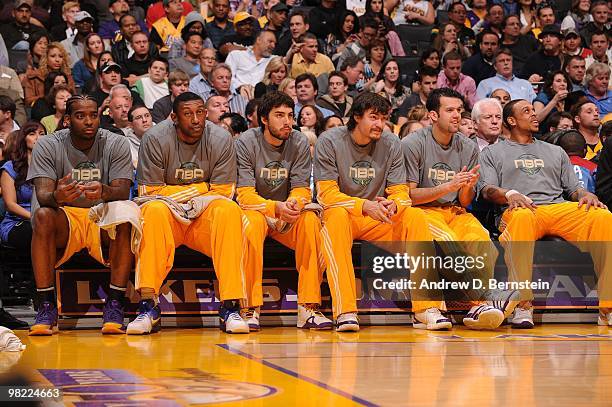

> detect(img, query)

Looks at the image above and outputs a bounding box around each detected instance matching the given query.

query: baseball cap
[538,24,562,39]
[101,62,122,74]
[14,0,32,10]
[270,3,289,13]
[75,11,94,23]
[233,11,255,25]
[563,28,580,39]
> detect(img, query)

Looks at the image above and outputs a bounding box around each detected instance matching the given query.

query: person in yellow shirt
[150,0,186,52]
[572,100,602,160]
[288,33,335,79]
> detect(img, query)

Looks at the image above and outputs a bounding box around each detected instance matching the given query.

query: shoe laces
[304,303,325,318]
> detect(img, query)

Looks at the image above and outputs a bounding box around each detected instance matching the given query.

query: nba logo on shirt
[175,162,205,184]
[428,163,455,186]
[72,162,101,182]
[260,161,288,187]
[514,154,545,175]
[350,161,375,186]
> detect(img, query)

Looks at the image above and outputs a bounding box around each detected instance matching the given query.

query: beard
[269,125,291,140]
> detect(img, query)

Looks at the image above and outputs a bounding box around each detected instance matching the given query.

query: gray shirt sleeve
[209,131,237,185]
[402,136,422,184]
[235,137,255,188]
[560,149,581,197]
[290,135,312,190]
[477,146,500,195]
[313,135,338,183]
[387,138,407,187]
[108,136,135,183]
[137,133,166,186]
[27,137,59,182]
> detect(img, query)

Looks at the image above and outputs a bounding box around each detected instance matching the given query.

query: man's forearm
[410,184,452,205]
[101,184,130,202]
[458,187,475,208]
[482,185,509,205]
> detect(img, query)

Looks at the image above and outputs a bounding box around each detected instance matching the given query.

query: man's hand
[528,74,543,84]
[239,85,254,100]
[80,181,104,201]
[507,191,537,212]
[462,165,480,189]
[375,196,397,218]
[444,167,472,193]
[363,199,392,224]
[275,200,300,224]
[55,174,83,205]
[578,192,608,211]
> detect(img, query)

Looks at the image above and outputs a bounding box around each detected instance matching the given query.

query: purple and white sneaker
[463,305,505,330]
[297,304,333,330]
[29,301,58,336]
[101,298,126,334]
[413,308,452,330]
[336,312,359,332]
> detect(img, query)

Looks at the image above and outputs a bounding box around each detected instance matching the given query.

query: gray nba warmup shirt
[314,126,406,199]
[27,128,133,213]
[235,128,311,201]
[478,138,581,207]
[137,119,236,186]
[402,126,479,207]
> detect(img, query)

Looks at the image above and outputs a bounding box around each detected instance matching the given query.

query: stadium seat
[7,49,28,75]
[436,10,449,25]
[395,56,420,86]
[396,24,434,56]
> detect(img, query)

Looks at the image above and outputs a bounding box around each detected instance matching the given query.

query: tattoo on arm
[33,177,59,208]
[102,179,132,202]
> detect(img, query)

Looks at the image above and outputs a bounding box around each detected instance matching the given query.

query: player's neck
[176,129,201,145]
[263,128,283,147]
[350,129,371,147]
[431,125,453,147]
[509,130,534,144]
[70,133,95,152]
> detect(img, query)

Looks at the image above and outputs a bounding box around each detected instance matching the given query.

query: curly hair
[39,42,71,79]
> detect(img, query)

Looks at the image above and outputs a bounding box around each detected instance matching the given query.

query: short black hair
[546,111,573,131]
[257,91,295,130]
[65,94,98,116]
[563,54,585,71]
[571,100,598,128]
[442,51,462,66]
[426,88,465,114]
[419,66,439,82]
[502,99,526,128]
[151,56,169,72]
[220,112,248,135]
[347,92,391,131]
[0,95,16,119]
[182,30,205,43]
[245,98,260,118]
[295,72,318,91]
[449,1,466,12]
[558,130,587,156]
[290,9,309,25]
[297,32,317,43]
[503,14,520,29]
[128,104,149,122]
[119,13,137,27]
[589,29,609,46]
[172,92,203,114]
[361,18,378,31]
[328,71,348,86]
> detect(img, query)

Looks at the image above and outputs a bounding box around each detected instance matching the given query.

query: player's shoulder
[454,132,479,153]
[401,126,430,148]
[98,128,129,148]
[288,129,309,150]
[318,125,348,144]
[37,129,69,149]
[142,119,175,146]
[379,130,402,149]
[205,121,233,147]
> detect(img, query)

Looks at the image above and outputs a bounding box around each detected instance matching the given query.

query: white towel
[88,201,143,255]
[0,326,25,352]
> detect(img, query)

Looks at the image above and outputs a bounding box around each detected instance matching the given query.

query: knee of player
[141,200,171,219]
[299,211,322,228]
[114,222,132,236]
[322,207,350,223]
[213,199,242,218]
[32,207,59,232]
[509,208,537,223]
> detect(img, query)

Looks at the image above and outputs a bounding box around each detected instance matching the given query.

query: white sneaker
[297,304,333,330]
[126,300,161,335]
[336,312,360,332]
[483,289,520,318]
[463,305,505,330]
[413,308,452,330]
[219,302,249,334]
[511,306,534,329]
[598,312,612,326]
[240,307,260,332]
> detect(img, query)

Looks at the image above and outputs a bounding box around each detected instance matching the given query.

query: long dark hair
[298,105,325,136]
[43,71,69,96]
[543,70,572,98]
[336,10,360,41]
[376,59,404,97]
[11,122,45,187]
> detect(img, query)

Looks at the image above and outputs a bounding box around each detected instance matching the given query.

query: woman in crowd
[388,0,435,25]
[412,48,440,93]
[26,32,49,74]
[561,0,593,31]
[0,121,44,250]
[323,115,344,131]
[30,72,69,122]
[519,0,536,35]
[168,11,214,60]
[22,42,75,107]
[327,10,360,63]
[364,39,388,90]
[361,0,395,31]
[278,78,297,103]
[374,59,411,123]
[298,105,325,137]
[406,104,432,127]
[255,57,289,99]
[534,71,571,131]
[40,85,73,134]
[72,33,106,90]
[432,23,469,59]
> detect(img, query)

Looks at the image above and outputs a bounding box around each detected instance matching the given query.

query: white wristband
[505,190,520,199]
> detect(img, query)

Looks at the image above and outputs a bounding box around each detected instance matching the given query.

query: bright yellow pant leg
[242,210,269,308]
[184,199,247,302]
[56,206,105,267]
[272,211,325,306]
[136,201,188,293]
